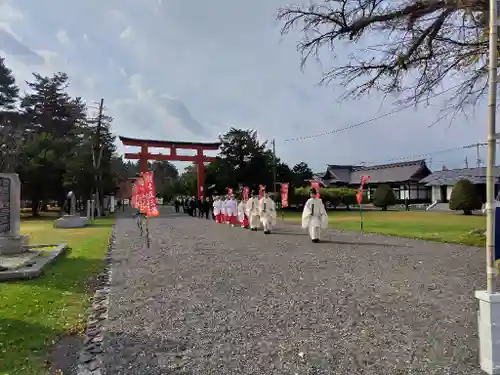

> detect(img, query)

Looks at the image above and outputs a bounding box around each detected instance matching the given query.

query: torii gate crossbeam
[119,136,220,199]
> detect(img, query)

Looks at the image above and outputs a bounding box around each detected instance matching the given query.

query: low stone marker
[0,173,68,281]
[54,191,89,229]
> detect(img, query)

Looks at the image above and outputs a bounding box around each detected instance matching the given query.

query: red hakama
[241,215,249,228]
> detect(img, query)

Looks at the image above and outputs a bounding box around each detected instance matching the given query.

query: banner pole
[146,216,150,248]
[360,204,363,231]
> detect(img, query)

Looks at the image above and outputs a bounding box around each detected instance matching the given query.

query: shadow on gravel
[274,230,409,248]
[319,240,412,248]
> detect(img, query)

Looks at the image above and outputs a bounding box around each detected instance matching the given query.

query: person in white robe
[221,197,228,223]
[237,198,248,228]
[246,192,260,231]
[225,196,238,226]
[301,188,328,243]
[259,192,276,234]
[213,196,223,223]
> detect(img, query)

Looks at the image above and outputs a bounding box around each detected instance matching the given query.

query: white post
[476,0,500,372]
[90,200,95,221]
[86,200,91,218]
[110,196,115,213]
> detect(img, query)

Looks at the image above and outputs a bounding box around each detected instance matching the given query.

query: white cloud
[0,3,24,23]
[119,26,134,40]
[0,0,489,171]
[56,29,70,44]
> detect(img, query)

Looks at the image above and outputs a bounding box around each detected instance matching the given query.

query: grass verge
[0,215,114,375]
[282,210,486,246]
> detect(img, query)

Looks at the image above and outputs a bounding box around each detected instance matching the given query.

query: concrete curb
[0,244,68,281]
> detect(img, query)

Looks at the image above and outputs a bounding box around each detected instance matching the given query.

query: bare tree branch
[277,0,491,114]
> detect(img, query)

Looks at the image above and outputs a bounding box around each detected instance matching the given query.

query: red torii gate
[119,136,220,200]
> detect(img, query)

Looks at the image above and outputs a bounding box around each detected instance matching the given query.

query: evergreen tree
[449,179,482,215]
[19,73,87,214]
[21,72,86,136]
[373,184,397,211]
[0,57,22,172]
[0,57,19,111]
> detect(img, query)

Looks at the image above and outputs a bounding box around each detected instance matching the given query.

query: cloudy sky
[0,0,490,172]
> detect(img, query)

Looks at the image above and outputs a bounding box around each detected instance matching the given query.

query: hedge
[293,187,364,208]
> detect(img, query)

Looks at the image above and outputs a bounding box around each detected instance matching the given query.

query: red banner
[310,181,321,198]
[142,171,160,217]
[259,185,266,199]
[356,175,371,204]
[135,177,147,214]
[281,183,289,208]
[243,187,249,201]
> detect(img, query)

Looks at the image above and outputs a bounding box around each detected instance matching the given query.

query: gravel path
[103,207,486,374]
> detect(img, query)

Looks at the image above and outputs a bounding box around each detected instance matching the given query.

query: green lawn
[282,210,486,246]
[0,215,114,375]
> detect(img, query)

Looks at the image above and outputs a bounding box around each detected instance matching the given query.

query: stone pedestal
[0,235,28,255]
[475,290,500,374]
[53,215,89,229]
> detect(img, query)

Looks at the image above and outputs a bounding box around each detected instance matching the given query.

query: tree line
[0,57,319,212]
[163,128,316,200]
[0,57,124,215]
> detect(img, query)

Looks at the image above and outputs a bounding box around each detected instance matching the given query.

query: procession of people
[175,186,328,242]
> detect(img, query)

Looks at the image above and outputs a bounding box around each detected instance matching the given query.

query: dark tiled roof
[322,160,431,185]
[350,160,430,184]
[324,165,356,183]
[420,166,500,186]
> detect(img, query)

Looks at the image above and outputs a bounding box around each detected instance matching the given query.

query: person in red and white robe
[221,196,229,223]
[213,196,223,223]
[225,195,238,226]
[238,197,249,228]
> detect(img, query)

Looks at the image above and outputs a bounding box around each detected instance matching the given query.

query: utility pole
[477,143,483,168]
[486,0,498,294]
[272,139,277,199]
[465,156,469,169]
[92,98,105,218]
[475,0,500,372]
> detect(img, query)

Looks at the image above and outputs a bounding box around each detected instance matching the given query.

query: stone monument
[54,190,89,229]
[0,173,68,281]
[0,174,28,255]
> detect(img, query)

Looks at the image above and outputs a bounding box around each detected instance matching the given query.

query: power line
[284,84,462,142]
[357,142,488,166]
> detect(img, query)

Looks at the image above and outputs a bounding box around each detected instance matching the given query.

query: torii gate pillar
[119,136,220,200]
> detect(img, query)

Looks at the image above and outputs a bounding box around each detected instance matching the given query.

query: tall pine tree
[19,73,87,214]
[0,57,22,173]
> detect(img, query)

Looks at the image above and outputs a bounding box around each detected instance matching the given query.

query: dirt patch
[48,334,82,374]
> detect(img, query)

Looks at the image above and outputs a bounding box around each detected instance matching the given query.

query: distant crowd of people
[172,188,328,241]
[174,196,212,218]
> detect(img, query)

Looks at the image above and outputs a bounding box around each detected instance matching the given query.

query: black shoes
[312,238,319,243]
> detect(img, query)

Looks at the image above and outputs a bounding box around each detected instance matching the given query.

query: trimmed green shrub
[449,179,482,215]
[373,184,397,211]
[294,187,357,209]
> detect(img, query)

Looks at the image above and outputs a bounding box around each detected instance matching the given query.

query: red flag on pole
[142,171,160,217]
[136,177,147,214]
[356,175,371,204]
[281,183,289,208]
